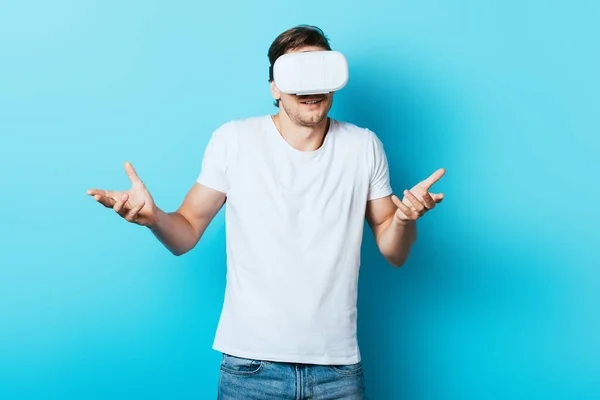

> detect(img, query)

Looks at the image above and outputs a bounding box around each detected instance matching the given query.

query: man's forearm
[147,208,198,256]
[376,217,418,267]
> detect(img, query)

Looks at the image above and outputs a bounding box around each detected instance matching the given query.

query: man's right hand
[87,161,158,227]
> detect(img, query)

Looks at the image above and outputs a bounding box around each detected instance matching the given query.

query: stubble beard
[281,99,331,128]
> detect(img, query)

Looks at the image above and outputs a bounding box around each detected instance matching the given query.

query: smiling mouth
[299,97,324,105]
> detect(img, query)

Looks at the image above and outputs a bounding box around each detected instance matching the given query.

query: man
[87,25,445,399]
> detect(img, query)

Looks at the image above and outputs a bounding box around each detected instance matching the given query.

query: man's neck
[272,112,330,152]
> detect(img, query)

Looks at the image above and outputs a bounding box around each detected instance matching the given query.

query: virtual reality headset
[269,50,349,95]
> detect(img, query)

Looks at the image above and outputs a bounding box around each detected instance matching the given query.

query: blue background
[1,0,598,399]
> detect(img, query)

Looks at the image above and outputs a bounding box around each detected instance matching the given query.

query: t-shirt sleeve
[367,130,393,201]
[196,122,234,194]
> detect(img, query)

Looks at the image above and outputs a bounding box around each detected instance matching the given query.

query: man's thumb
[124,161,142,184]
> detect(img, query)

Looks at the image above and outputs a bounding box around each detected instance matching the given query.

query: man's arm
[88,161,226,257]
[365,168,446,267]
[366,196,417,267]
[148,183,226,256]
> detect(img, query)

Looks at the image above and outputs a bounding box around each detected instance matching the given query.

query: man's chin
[281,100,329,127]
[297,113,327,127]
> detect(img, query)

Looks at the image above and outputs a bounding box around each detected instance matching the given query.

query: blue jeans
[217,353,366,399]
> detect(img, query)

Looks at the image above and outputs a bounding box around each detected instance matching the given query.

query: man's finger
[392,200,417,224]
[422,168,446,190]
[124,200,145,222]
[113,193,129,214]
[392,194,416,217]
[404,190,425,213]
[88,189,113,198]
[124,161,142,185]
[431,193,444,203]
[95,195,116,208]
[394,207,410,221]
[391,194,405,209]
[422,191,436,209]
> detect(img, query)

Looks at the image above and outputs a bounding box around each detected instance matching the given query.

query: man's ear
[270,80,281,103]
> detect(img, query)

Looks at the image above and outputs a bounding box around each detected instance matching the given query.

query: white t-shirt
[196,114,392,365]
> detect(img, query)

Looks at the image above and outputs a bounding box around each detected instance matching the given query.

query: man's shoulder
[332,118,378,142]
[217,115,269,132]
[207,115,268,145]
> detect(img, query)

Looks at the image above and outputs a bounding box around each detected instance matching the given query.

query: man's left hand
[391,168,446,226]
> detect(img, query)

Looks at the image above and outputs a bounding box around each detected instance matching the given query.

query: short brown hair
[268,25,332,107]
